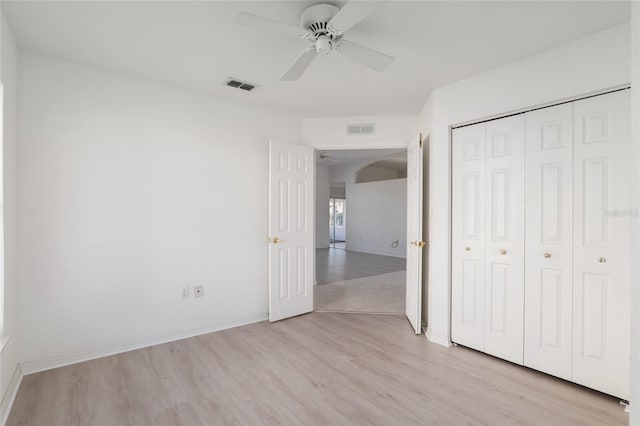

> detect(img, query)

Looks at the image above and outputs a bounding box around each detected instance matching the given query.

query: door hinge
[419,132,423,148]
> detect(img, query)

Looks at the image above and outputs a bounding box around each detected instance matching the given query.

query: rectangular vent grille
[224,77,258,92]
[347,123,376,136]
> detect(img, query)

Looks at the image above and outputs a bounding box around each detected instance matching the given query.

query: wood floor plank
[7,313,627,425]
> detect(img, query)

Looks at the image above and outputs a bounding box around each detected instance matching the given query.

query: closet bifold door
[451,123,486,351]
[483,115,525,365]
[572,90,631,400]
[523,104,573,380]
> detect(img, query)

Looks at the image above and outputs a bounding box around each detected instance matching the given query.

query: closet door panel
[573,90,630,400]
[524,104,573,380]
[451,123,486,351]
[484,115,525,365]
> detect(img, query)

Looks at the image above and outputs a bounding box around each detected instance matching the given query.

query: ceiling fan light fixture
[316,35,332,54]
[235,1,393,81]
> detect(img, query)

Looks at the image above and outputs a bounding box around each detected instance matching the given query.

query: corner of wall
[629,3,640,423]
[0,364,22,426]
[1,6,21,420]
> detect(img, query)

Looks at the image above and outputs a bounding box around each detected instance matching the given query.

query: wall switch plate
[194,285,204,298]
[182,286,190,299]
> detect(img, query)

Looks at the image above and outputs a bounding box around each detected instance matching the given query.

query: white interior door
[572,90,631,400]
[483,115,525,365]
[406,135,424,334]
[523,103,574,380]
[268,141,314,322]
[451,123,487,351]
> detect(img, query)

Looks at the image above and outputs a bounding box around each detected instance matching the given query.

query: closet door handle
[464,247,471,251]
[544,253,551,259]
[597,257,607,263]
[499,249,507,255]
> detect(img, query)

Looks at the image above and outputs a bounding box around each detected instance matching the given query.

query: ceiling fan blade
[235,12,308,38]
[338,39,393,72]
[281,48,318,81]
[328,1,381,33]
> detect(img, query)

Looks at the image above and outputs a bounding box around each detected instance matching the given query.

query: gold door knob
[417,241,426,248]
[500,249,507,255]
[270,237,282,243]
[544,253,551,259]
[464,247,471,251]
[597,257,607,263]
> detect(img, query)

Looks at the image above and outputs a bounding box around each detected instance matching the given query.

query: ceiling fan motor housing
[301,4,341,51]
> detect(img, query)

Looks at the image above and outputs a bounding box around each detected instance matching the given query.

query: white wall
[355,165,402,183]
[302,115,418,149]
[346,179,407,258]
[421,23,631,346]
[329,155,407,258]
[16,53,302,370]
[315,164,329,249]
[630,4,639,424]
[0,9,20,419]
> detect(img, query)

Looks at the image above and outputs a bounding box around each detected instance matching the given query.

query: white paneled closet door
[572,90,631,400]
[523,104,574,380]
[451,123,486,351]
[483,115,525,365]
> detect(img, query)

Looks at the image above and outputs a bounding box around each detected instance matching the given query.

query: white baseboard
[425,326,451,347]
[20,315,268,375]
[1,365,23,426]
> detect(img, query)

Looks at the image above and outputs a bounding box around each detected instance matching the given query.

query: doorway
[314,148,408,314]
[267,138,426,334]
[329,196,346,249]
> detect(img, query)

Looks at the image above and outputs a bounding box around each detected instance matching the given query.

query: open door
[268,140,314,322]
[406,134,424,334]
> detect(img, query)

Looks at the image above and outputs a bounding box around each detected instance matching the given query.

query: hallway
[315,248,406,314]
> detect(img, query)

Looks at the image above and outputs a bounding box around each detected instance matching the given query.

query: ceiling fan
[235,2,394,81]
[318,151,349,163]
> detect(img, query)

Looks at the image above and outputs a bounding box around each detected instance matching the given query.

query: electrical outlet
[182,286,190,299]
[194,285,204,298]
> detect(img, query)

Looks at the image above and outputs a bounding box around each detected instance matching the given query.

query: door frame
[329,197,346,246]
[310,143,420,315]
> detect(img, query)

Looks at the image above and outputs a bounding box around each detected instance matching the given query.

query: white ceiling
[2,1,630,117]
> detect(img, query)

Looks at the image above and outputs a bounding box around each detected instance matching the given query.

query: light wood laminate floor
[8,313,626,425]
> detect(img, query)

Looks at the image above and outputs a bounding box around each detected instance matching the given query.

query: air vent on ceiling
[347,123,376,136]
[224,77,258,92]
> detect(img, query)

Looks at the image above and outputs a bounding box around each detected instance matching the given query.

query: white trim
[1,365,23,426]
[0,335,9,354]
[451,84,630,129]
[426,326,451,347]
[307,143,409,150]
[20,315,267,375]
